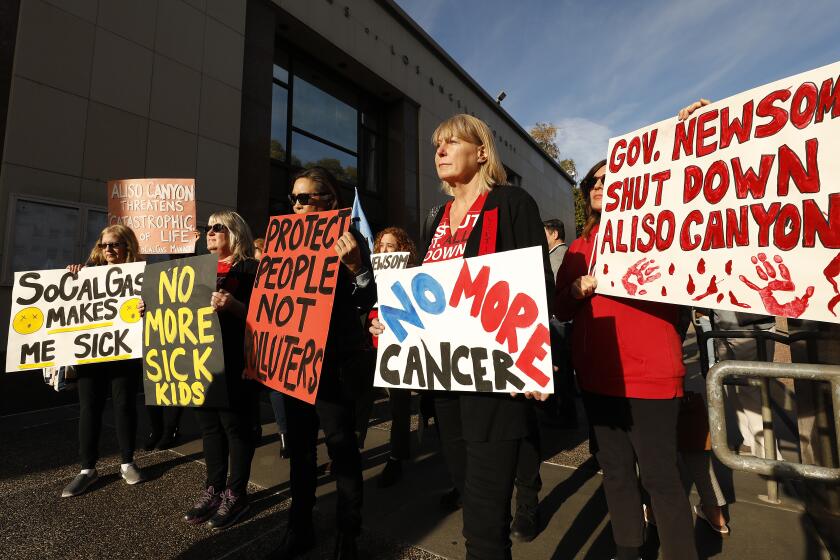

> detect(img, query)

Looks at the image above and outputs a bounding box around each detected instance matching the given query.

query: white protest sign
[371,251,410,280]
[6,262,146,372]
[374,246,554,394]
[596,60,840,323]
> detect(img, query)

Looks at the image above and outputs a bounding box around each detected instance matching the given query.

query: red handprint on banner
[622,258,661,296]
[825,252,840,316]
[739,253,814,318]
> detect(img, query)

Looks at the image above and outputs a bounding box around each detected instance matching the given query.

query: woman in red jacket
[555,160,698,560]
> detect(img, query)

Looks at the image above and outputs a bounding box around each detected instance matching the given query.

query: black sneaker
[510,505,539,542]
[207,488,250,530]
[142,431,161,451]
[266,525,316,559]
[439,487,462,512]
[184,486,222,524]
[155,427,180,450]
[378,458,403,488]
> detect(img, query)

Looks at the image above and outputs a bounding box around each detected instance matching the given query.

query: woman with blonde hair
[61,224,146,498]
[183,210,261,530]
[371,114,554,559]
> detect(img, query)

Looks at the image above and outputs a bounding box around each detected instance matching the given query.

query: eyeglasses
[98,242,126,250]
[204,223,228,234]
[288,192,333,206]
[584,175,606,190]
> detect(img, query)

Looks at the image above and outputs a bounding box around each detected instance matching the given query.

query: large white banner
[374,246,554,394]
[597,60,840,323]
[6,262,146,372]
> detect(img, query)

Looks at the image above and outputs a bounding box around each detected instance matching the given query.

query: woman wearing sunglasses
[61,225,146,498]
[182,211,261,530]
[270,166,376,560]
[369,114,554,560]
[554,156,700,560]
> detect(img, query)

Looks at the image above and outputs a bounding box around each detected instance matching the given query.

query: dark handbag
[677,391,712,452]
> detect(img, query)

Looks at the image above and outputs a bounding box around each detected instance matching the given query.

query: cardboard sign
[6,262,146,372]
[245,208,352,404]
[371,252,410,279]
[108,178,197,254]
[374,246,554,394]
[596,60,840,323]
[141,254,227,407]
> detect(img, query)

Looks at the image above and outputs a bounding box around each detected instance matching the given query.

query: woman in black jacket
[270,167,377,560]
[182,210,261,530]
[371,114,554,560]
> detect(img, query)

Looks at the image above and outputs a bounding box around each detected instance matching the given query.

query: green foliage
[574,187,587,237]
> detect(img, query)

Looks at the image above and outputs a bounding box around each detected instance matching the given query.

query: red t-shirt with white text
[423,194,488,264]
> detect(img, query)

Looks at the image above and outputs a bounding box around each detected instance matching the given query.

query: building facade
[0,0,575,351]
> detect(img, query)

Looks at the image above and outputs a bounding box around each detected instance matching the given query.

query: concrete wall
[273,0,576,231]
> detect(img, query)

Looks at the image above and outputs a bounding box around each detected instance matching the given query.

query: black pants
[146,405,183,438]
[514,420,542,511]
[388,388,411,460]
[582,392,698,560]
[285,392,363,535]
[77,361,140,469]
[547,318,577,420]
[435,394,525,560]
[194,383,261,495]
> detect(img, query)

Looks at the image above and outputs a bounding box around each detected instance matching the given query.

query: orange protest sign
[244,208,352,404]
[107,178,197,255]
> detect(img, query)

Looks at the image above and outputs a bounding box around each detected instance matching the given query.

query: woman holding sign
[183,211,261,530]
[61,225,146,498]
[554,158,698,560]
[370,114,554,560]
[269,167,377,560]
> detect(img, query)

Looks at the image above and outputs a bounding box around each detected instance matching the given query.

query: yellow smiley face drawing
[13,307,44,335]
[119,298,142,323]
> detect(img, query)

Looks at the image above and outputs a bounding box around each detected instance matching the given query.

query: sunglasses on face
[288,192,333,206]
[204,223,228,234]
[584,175,606,190]
[98,242,126,250]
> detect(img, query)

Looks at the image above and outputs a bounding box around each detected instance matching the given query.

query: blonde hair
[208,210,255,265]
[432,114,507,195]
[87,225,141,265]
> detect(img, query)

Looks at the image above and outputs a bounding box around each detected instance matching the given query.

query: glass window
[273,63,289,84]
[292,76,357,151]
[10,200,79,273]
[291,132,358,185]
[362,130,379,193]
[83,210,107,251]
[270,84,288,161]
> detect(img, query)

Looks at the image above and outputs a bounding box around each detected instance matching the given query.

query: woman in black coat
[371,114,554,560]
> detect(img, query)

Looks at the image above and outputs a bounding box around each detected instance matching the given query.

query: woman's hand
[509,391,551,401]
[571,275,598,299]
[66,264,84,275]
[211,289,236,312]
[369,317,385,337]
[138,299,146,316]
[678,98,711,121]
[335,231,363,275]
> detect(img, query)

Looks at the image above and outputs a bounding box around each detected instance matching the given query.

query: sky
[395,0,840,178]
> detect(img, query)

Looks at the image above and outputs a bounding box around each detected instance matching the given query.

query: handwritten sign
[6,263,146,372]
[596,60,840,323]
[141,254,227,407]
[371,252,410,279]
[108,178,197,254]
[374,246,554,394]
[245,208,351,404]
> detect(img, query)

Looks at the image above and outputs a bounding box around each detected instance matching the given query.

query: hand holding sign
[572,275,598,300]
[335,230,363,275]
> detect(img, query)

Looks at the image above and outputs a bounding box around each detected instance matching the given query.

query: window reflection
[293,77,357,152]
[271,84,288,161]
[292,132,358,184]
[273,63,288,84]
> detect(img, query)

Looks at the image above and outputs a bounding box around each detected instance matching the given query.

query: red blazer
[554,226,684,399]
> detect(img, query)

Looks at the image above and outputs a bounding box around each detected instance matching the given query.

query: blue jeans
[270,390,287,434]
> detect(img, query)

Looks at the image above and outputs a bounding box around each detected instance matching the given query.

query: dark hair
[292,166,342,208]
[374,227,419,266]
[580,158,607,239]
[543,219,565,242]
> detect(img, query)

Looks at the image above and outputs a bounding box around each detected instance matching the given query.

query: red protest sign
[244,208,351,404]
[107,178,197,254]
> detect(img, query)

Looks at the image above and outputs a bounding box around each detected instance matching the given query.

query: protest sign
[371,251,410,279]
[141,254,227,407]
[6,262,146,372]
[374,246,554,394]
[108,178,197,254]
[596,60,840,323]
[245,208,351,404]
